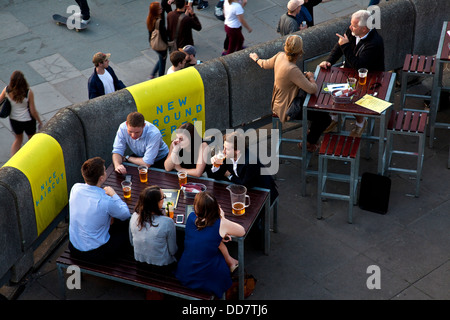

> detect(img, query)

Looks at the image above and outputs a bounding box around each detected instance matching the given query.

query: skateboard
[52,14,87,32]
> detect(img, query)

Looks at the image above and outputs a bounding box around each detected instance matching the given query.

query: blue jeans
[368,0,388,6]
[152,50,167,77]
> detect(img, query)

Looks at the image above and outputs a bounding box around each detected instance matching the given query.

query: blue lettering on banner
[36,171,64,207]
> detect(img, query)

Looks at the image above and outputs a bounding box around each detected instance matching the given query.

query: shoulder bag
[286,88,306,121]
[0,88,12,118]
[150,19,168,51]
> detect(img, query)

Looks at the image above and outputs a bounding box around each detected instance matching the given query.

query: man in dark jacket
[167,0,202,49]
[88,52,126,99]
[208,131,279,206]
[319,9,385,137]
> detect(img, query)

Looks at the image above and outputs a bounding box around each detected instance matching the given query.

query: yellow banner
[126,67,205,146]
[4,133,68,236]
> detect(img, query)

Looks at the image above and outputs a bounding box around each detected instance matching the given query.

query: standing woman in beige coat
[249,35,331,152]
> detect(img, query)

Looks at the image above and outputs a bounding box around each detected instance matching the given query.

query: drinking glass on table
[178,171,187,187]
[358,68,368,86]
[121,180,132,199]
[138,165,148,183]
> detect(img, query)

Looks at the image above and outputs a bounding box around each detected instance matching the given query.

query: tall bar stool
[400,54,437,109]
[272,114,303,162]
[384,109,428,197]
[317,134,361,224]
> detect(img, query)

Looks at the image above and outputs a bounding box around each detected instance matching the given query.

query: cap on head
[92,52,111,65]
[287,0,304,12]
[180,45,196,56]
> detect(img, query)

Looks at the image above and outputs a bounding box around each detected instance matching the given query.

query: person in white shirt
[166,51,188,74]
[223,0,252,55]
[68,157,131,262]
[88,52,126,99]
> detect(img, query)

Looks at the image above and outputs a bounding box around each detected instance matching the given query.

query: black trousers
[75,0,90,20]
[69,219,131,263]
[306,111,332,145]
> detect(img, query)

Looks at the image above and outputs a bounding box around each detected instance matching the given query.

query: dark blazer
[88,66,126,99]
[327,27,385,72]
[207,150,279,205]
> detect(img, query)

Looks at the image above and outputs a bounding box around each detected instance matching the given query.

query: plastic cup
[358,68,368,86]
[138,165,148,183]
[121,180,132,199]
[347,77,357,89]
[178,171,187,187]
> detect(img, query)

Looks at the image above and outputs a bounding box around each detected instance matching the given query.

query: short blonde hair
[284,35,304,62]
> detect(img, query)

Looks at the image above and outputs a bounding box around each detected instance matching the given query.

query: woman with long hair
[0,70,43,157]
[249,35,331,152]
[223,0,252,55]
[146,1,169,78]
[175,191,244,297]
[164,122,210,177]
[129,186,178,273]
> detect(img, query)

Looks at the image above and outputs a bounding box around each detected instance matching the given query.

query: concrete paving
[1,0,449,301]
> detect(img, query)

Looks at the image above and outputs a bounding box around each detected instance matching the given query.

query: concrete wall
[0,0,447,287]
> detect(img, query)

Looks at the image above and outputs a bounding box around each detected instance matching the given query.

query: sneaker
[81,18,90,24]
[197,2,208,10]
[349,119,367,138]
[323,120,338,133]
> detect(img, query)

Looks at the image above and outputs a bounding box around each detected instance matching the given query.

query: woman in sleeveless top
[164,122,210,177]
[175,191,244,297]
[0,71,43,156]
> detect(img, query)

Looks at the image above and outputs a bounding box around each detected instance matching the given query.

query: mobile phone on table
[175,214,184,224]
[125,174,131,182]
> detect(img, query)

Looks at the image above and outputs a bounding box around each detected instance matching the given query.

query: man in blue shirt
[68,157,131,262]
[112,112,169,174]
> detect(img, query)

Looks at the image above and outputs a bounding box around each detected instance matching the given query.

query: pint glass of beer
[178,171,187,187]
[358,68,368,86]
[214,152,225,168]
[138,165,148,183]
[121,180,132,199]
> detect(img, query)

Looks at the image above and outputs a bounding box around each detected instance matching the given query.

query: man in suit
[319,9,385,137]
[208,131,278,205]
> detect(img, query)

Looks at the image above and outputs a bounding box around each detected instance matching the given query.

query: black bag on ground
[286,89,306,120]
[358,172,391,214]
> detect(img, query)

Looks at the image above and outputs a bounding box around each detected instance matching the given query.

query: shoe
[323,120,338,133]
[81,18,90,24]
[349,119,367,138]
[197,2,208,10]
[298,141,319,153]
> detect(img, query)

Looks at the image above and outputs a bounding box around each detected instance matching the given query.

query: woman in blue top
[175,191,245,297]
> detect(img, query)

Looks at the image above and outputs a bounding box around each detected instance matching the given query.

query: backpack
[214,0,224,21]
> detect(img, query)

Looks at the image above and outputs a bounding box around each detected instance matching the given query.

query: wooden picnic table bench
[56,248,218,300]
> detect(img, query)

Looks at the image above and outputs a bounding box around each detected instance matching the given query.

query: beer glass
[121,180,132,199]
[138,165,148,183]
[178,171,187,187]
[214,152,225,168]
[358,68,368,86]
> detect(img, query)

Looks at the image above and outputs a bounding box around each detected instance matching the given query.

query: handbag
[150,19,168,51]
[286,88,306,120]
[0,89,12,118]
[225,271,257,300]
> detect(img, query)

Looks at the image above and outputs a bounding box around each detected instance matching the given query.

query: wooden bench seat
[56,249,217,300]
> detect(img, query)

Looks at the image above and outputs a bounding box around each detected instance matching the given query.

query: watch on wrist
[125,155,130,161]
